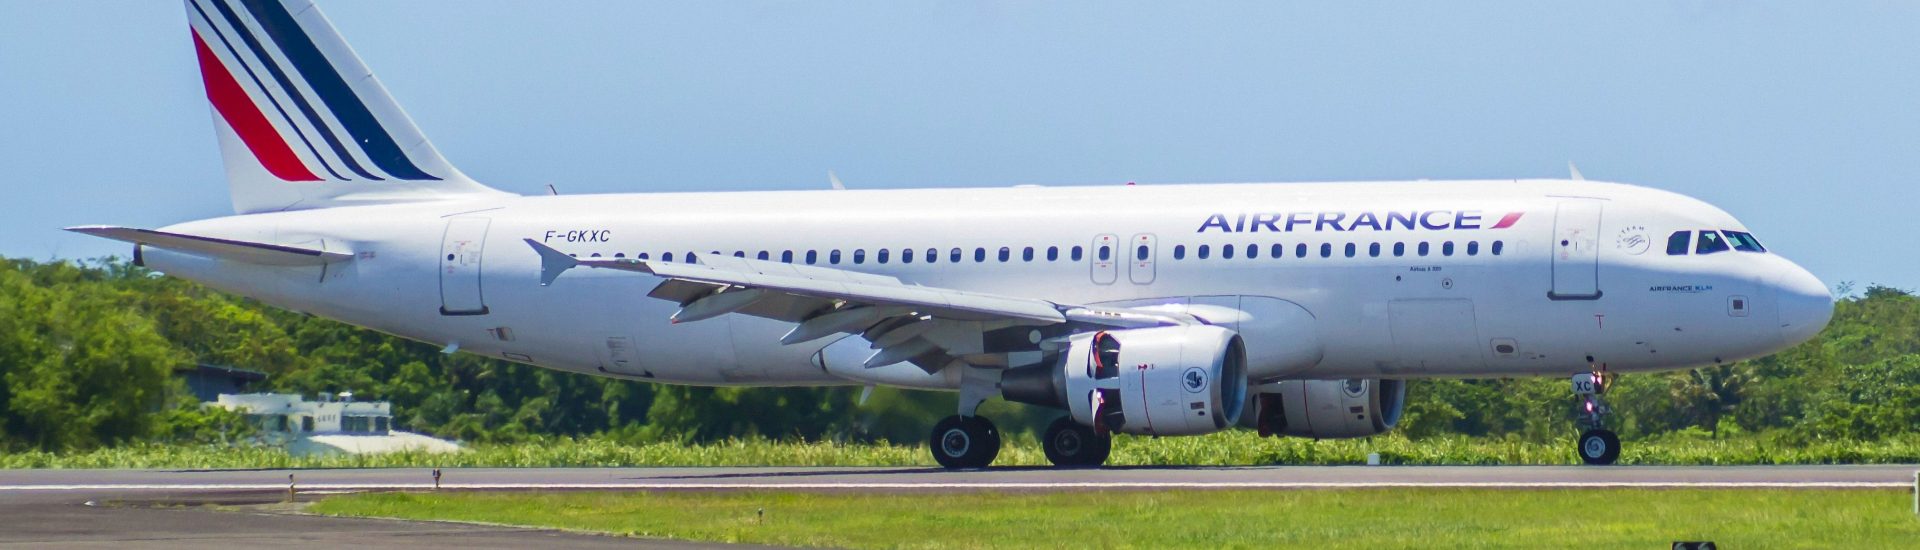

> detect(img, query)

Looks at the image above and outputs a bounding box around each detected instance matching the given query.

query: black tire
[1578,428,1621,465]
[1042,417,1112,468]
[930,415,1000,469]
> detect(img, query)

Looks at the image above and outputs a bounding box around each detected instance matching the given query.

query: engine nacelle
[1239,379,1406,439]
[1002,325,1247,436]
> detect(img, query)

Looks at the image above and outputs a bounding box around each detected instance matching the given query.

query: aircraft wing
[67,226,353,267]
[525,239,1185,372]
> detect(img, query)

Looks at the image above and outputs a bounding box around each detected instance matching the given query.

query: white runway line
[0,481,1908,491]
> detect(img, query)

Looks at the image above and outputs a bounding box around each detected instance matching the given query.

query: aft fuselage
[142,179,1833,389]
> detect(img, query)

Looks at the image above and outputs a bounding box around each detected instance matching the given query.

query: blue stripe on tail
[188,0,347,180]
[239,0,439,181]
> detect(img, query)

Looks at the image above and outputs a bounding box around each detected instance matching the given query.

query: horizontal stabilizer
[65,225,352,266]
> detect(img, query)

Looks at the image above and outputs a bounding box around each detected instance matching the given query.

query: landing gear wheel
[1042,417,1112,468]
[1578,428,1620,465]
[930,415,1000,469]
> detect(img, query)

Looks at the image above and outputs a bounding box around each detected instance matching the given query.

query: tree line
[0,256,1913,452]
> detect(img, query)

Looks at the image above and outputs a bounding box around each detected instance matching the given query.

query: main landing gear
[929,415,1000,469]
[1042,416,1112,467]
[1573,365,1620,465]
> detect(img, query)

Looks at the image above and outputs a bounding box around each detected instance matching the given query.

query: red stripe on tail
[192,31,319,182]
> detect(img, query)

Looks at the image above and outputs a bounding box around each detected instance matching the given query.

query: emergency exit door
[1549,199,1604,300]
[1090,234,1118,285]
[440,217,491,315]
[1128,233,1157,284]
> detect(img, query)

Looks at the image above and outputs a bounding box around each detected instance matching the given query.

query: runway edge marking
[0,481,1908,491]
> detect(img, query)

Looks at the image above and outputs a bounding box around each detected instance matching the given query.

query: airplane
[72,0,1834,468]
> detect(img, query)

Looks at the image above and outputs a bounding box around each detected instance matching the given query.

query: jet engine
[1239,379,1405,439]
[1002,325,1247,436]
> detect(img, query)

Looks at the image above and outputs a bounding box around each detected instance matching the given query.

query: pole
[288,473,296,502]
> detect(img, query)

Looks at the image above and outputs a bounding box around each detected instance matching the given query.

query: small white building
[212,393,459,456]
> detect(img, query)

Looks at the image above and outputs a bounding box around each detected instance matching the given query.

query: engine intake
[1003,325,1247,436]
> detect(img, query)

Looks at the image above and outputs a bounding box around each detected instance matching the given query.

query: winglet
[524,239,579,286]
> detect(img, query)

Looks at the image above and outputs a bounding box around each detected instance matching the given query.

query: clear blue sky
[2,1,1914,291]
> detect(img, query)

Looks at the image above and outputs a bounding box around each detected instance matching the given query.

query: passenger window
[756,251,769,260]
[1666,231,1691,255]
[687,252,699,263]
[1295,243,1307,258]
[1136,245,1149,261]
[1417,242,1430,257]
[1223,244,1235,259]
[1198,245,1211,259]
[1393,242,1405,257]
[1071,246,1084,261]
[926,248,937,263]
[781,250,793,263]
[975,248,987,262]
[1442,242,1455,256]
[1467,241,1479,256]
[637,253,650,260]
[1491,241,1504,256]
[876,249,889,264]
[1343,243,1356,258]
[951,248,962,263]
[999,247,1011,262]
[830,250,842,264]
[733,251,745,258]
[590,252,602,258]
[1270,244,1283,258]
[614,253,625,258]
[854,249,867,264]
[1022,247,1034,262]
[1724,230,1766,252]
[900,248,912,264]
[1174,245,1186,260]
[1696,231,1730,255]
[1368,243,1380,257]
[663,252,675,262]
[1047,246,1059,261]
[805,250,817,264]
[1320,243,1332,258]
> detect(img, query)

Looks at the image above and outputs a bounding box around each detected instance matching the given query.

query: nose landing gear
[1573,366,1620,465]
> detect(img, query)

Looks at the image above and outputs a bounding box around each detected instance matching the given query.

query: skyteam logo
[1197,210,1525,233]
[1182,367,1208,393]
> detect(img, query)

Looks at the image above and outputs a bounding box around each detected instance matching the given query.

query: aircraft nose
[1773,261,1833,347]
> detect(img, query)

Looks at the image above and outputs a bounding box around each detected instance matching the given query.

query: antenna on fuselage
[828,171,847,190]
[1568,162,1586,181]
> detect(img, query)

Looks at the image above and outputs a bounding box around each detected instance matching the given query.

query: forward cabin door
[1549,199,1604,300]
[1090,234,1118,285]
[439,217,491,315]
[1128,233,1157,284]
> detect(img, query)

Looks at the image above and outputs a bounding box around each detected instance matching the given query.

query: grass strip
[311,487,1920,549]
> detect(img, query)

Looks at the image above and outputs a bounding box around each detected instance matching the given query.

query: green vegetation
[0,256,1916,465]
[312,488,1920,548]
[11,431,1920,469]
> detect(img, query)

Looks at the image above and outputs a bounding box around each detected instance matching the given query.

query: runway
[3,464,1916,492]
[3,466,1913,548]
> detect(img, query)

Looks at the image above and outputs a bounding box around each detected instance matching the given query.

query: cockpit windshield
[1723,230,1766,252]
[1667,229,1766,256]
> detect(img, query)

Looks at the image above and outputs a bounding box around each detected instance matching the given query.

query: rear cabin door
[1549,199,1604,300]
[1090,234,1118,285]
[439,217,491,315]
[1128,233,1157,284]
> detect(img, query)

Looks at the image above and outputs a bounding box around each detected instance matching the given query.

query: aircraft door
[1128,233,1157,284]
[439,217,491,315]
[1549,199,1604,300]
[1090,234,1118,285]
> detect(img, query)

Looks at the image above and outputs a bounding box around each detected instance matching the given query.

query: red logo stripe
[1490,212,1525,229]
[193,31,319,182]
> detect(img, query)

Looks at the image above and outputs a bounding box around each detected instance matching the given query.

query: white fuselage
[141,179,1833,390]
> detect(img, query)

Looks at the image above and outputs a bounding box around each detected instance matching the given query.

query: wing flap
[67,226,352,267]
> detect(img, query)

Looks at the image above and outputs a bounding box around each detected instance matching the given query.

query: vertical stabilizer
[185,0,509,213]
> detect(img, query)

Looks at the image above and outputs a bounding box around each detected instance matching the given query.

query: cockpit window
[1723,230,1766,253]
[1666,231,1691,255]
[1696,230,1731,255]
